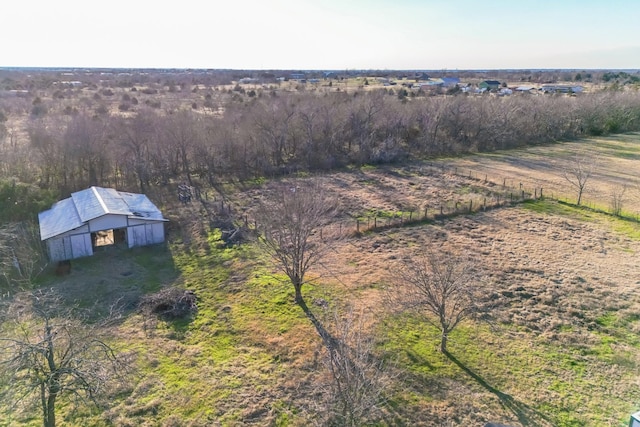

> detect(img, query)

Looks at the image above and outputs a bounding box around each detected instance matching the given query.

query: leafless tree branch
[256,179,339,304]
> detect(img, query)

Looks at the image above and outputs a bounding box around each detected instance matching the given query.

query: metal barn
[38,186,168,262]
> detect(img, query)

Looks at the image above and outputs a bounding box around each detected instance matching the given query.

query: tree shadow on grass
[298,299,339,350]
[444,350,553,427]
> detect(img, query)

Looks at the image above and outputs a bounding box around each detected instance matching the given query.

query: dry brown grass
[10,135,639,426]
[445,135,640,213]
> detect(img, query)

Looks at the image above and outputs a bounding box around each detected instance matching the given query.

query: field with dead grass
[445,134,640,214]
[2,134,640,426]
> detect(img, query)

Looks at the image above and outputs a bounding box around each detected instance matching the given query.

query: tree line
[2,87,640,197]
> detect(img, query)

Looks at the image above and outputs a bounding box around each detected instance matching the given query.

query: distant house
[478,80,501,91]
[441,77,460,87]
[38,186,167,262]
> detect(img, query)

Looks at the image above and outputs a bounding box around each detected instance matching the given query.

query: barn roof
[38,186,166,241]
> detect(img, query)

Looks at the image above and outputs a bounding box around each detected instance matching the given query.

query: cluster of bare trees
[0,290,129,427]
[255,177,487,423]
[2,88,640,195]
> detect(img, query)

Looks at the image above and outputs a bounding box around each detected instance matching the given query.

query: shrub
[0,179,56,223]
[30,104,47,117]
[95,104,109,115]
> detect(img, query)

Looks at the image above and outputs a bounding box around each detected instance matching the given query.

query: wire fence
[190,164,640,238]
[328,169,544,236]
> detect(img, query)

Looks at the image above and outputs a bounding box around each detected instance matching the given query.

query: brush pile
[139,287,197,320]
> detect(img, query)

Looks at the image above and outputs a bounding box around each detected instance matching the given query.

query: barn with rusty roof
[38,186,167,262]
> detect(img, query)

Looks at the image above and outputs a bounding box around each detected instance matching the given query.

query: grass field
[2,134,640,426]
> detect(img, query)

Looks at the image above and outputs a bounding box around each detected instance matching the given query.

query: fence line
[194,165,639,239]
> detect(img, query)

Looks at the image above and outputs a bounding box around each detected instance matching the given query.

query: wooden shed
[38,186,167,262]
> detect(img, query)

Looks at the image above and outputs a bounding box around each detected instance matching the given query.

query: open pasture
[3,134,640,427]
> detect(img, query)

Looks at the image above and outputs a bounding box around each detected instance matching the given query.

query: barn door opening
[92,228,127,248]
[92,230,114,247]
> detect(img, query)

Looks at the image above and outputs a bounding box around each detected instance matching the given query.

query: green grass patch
[356,208,415,221]
[609,217,640,240]
[522,199,588,218]
[359,164,378,172]
[378,311,640,427]
[523,199,640,241]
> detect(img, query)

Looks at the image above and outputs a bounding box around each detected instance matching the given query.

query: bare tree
[0,222,48,292]
[563,152,595,206]
[63,113,110,188]
[317,308,391,427]
[391,249,480,353]
[609,184,627,216]
[115,108,158,193]
[161,110,202,184]
[257,180,338,304]
[0,290,129,427]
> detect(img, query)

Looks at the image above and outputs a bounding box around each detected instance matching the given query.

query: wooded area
[1,69,640,200]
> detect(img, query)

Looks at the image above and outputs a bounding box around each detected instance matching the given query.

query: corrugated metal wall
[47,233,93,262]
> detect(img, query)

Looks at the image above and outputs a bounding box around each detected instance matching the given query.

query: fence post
[409,211,413,222]
[440,206,443,216]
[540,188,543,199]
[469,200,473,212]
[357,220,360,233]
[535,188,537,199]
[522,190,525,200]
[503,178,506,187]
[483,197,486,210]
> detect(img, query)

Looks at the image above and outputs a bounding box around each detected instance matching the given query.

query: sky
[2,0,640,70]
